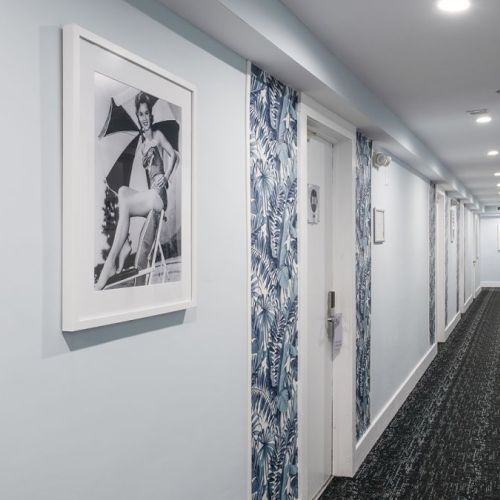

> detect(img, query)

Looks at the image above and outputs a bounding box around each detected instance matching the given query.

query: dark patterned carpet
[321,288,500,500]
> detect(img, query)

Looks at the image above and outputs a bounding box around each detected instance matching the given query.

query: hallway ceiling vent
[466,108,488,116]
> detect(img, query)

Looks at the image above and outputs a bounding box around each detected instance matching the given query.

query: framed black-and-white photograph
[373,208,385,244]
[63,25,195,331]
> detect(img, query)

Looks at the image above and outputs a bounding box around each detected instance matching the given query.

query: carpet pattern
[321,289,500,499]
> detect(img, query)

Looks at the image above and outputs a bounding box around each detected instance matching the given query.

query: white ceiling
[282,0,500,206]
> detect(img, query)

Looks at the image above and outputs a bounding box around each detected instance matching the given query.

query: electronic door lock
[327,291,335,338]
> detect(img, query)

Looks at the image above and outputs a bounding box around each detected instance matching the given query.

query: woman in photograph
[95,91,179,290]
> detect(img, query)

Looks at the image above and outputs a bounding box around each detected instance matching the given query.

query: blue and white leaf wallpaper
[445,196,450,325]
[429,182,436,344]
[456,203,461,309]
[250,64,299,500]
[355,132,372,440]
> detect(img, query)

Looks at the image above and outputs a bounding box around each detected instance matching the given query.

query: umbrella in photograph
[98,96,179,194]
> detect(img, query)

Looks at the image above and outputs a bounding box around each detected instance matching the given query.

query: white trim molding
[462,295,473,314]
[245,61,252,500]
[443,311,461,343]
[297,96,357,497]
[481,281,500,288]
[354,345,437,471]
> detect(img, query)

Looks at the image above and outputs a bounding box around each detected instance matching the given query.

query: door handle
[327,316,334,339]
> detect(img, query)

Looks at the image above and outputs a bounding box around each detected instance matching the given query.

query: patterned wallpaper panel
[445,196,450,325]
[456,203,461,309]
[355,132,372,440]
[249,64,299,500]
[429,183,436,344]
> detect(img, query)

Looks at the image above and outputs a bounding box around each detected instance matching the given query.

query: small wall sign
[308,184,320,224]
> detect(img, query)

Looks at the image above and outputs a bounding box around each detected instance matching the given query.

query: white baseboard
[354,344,437,472]
[481,281,500,288]
[474,286,482,298]
[462,295,473,313]
[442,311,461,343]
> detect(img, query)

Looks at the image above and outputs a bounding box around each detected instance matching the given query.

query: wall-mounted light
[372,152,392,169]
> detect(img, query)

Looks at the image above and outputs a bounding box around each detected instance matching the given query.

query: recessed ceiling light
[437,0,471,13]
[488,150,499,156]
[476,115,492,124]
[495,173,500,177]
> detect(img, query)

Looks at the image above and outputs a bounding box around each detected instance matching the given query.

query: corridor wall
[480,216,500,287]
[0,1,462,497]
[370,159,431,419]
[0,2,249,499]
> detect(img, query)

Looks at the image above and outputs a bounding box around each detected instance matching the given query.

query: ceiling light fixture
[437,0,471,13]
[495,173,500,177]
[488,150,499,156]
[476,115,492,124]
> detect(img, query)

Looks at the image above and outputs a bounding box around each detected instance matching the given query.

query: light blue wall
[370,159,430,418]
[0,2,248,499]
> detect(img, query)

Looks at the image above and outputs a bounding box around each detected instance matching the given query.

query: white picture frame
[63,24,196,331]
[373,207,385,244]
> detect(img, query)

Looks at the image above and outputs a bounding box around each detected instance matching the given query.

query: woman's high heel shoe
[117,239,132,274]
[95,260,117,291]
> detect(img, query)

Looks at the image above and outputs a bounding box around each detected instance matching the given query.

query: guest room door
[306,132,335,499]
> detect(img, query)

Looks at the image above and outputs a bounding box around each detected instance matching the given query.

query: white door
[436,192,446,342]
[306,134,334,499]
[473,214,480,295]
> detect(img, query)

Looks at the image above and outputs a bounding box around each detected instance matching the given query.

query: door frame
[297,95,357,498]
[435,189,446,342]
[473,213,481,297]
[458,201,466,313]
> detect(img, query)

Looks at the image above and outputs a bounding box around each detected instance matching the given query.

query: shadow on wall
[63,309,187,351]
